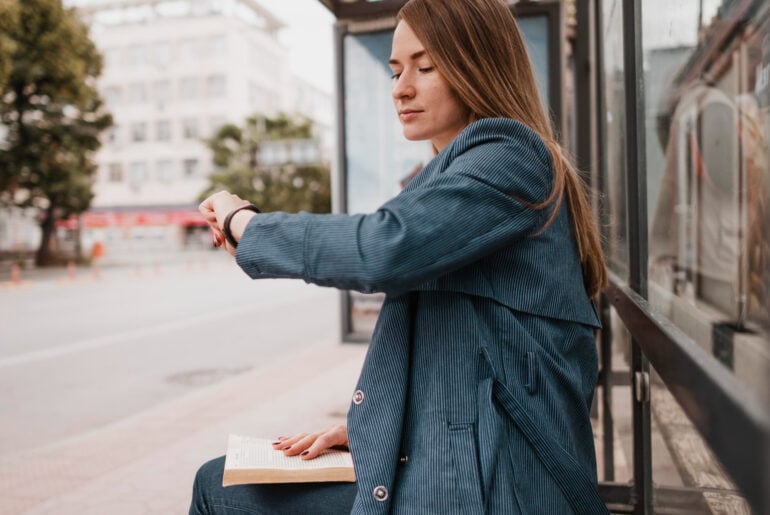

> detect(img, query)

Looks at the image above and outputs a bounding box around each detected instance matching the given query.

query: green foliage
[200,114,331,214]
[0,0,112,265]
[0,0,19,85]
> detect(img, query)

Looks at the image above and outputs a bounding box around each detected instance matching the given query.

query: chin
[402,128,427,141]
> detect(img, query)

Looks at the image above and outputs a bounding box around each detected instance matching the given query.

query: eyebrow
[388,50,427,66]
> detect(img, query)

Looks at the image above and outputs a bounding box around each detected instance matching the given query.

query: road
[0,251,340,459]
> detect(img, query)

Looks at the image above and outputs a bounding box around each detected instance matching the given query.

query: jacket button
[352,390,365,405]
[399,455,409,465]
[372,485,388,502]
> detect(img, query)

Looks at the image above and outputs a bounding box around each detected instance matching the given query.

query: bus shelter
[319,1,770,513]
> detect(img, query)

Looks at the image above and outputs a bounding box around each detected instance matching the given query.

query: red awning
[56,208,208,229]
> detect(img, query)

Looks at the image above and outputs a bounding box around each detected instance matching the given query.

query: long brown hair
[398,0,607,297]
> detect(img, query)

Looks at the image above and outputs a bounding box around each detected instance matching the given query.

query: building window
[209,116,226,136]
[206,75,226,98]
[103,48,120,69]
[274,143,288,164]
[103,86,122,106]
[156,120,171,141]
[124,44,148,67]
[128,161,147,189]
[259,143,275,165]
[208,34,226,56]
[179,38,197,61]
[156,160,174,183]
[183,158,200,178]
[153,41,171,67]
[108,163,123,182]
[249,82,274,112]
[131,122,147,142]
[152,80,172,106]
[106,125,119,145]
[179,77,199,100]
[293,140,319,164]
[182,118,199,139]
[127,83,147,104]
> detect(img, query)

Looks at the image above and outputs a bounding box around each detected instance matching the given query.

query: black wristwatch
[222,204,261,249]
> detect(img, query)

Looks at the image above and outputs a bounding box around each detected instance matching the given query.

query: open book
[222,434,356,486]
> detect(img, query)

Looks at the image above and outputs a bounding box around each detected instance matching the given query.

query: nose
[392,72,415,101]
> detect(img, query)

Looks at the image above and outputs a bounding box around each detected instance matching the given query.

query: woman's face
[389,21,470,152]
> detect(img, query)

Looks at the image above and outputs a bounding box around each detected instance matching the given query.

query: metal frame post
[621,1,652,513]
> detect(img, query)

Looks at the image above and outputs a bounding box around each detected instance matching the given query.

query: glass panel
[342,29,433,337]
[644,0,770,403]
[643,1,768,509]
[649,365,751,513]
[343,29,432,214]
[340,15,565,339]
[597,313,754,511]
[599,0,628,277]
[517,15,551,114]
[156,120,171,141]
[595,306,633,485]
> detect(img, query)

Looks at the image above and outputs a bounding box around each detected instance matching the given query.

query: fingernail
[271,441,281,445]
[283,446,292,450]
[300,451,309,456]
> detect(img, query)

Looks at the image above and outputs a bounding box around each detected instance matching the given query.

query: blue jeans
[189,456,358,515]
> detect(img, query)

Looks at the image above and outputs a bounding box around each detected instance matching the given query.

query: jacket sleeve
[235,133,553,296]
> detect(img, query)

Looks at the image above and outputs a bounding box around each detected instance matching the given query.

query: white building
[57,0,333,256]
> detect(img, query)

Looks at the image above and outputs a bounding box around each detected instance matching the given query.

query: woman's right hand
[198,191,254,255]
[272,424,348,460]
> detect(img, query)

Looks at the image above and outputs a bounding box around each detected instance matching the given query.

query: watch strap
[222,204,261,248]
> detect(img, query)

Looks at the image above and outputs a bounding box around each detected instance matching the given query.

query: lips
[398,109,422,121]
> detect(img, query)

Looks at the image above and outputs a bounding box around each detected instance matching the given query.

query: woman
[191,0,608,513]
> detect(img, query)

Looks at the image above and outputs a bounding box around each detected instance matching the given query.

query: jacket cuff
[235,212,309,280]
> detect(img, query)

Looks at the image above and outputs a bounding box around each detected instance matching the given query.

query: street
[0,251,341,459]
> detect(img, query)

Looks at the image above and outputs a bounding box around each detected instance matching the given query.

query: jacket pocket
[525,350,538,395]
[448,423,485,514]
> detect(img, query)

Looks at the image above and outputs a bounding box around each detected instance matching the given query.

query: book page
[225,435,354,471]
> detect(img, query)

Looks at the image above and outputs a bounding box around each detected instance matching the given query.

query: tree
[0,0,112,265]
[0,0,18,86]
[200,114,331,214]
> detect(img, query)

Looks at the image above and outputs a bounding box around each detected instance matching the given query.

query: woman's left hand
[198,191,253,255]
[272,425,349,460]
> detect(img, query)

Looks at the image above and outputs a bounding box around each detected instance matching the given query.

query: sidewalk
[0,339,368,515]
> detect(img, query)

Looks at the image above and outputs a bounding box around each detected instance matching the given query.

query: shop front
[56,206,211,263]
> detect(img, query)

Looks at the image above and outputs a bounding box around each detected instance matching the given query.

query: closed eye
[418,67,434,73]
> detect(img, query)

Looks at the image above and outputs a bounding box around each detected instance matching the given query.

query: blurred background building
[1,0,334,260]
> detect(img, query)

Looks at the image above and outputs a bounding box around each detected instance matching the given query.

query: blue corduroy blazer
[236,118,608,514]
